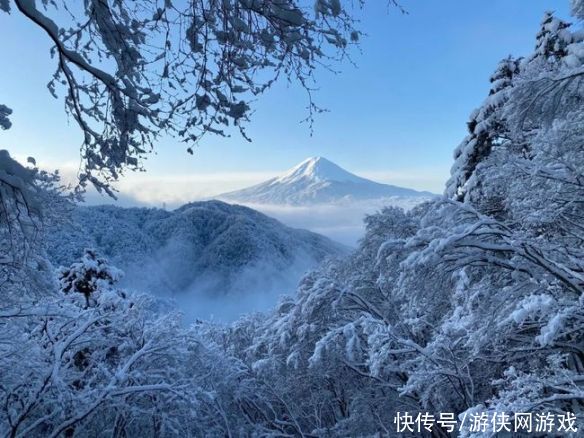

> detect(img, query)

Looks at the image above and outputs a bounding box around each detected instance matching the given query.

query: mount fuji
[217,156,433,205]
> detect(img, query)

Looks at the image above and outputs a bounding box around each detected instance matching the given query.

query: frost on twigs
[12,0,367,195]
[0,150,66,278]
[0,150,40,273]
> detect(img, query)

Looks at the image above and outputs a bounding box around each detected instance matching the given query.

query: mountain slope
[46,201,347,303]
[217,157,433,205]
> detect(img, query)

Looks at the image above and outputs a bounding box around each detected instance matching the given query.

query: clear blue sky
[0,0,572,200]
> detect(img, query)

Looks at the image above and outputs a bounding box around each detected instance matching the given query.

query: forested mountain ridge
[46,200,346,297]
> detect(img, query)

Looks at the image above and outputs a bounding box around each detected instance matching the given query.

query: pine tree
[58,249,122,307]
[533,12,572,61]
[446,56,520,201]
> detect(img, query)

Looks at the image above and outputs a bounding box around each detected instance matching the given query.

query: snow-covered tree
[215,6,584,435]
[573,0,584,20]
[4,2,584,436]
[0,150,40,269]
[0,287,187,436]
[533,12,572,61]
[58,249,123,307]
[0,150,68,301]
[445,56,521,202]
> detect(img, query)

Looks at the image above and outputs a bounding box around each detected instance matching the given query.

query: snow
[278,156,365,184]
[536,313,565,346]
[217,156,435,205]
[509,294,554,324]
[46,200,347,320]
[3,3,584,436]
[573,0,584,19]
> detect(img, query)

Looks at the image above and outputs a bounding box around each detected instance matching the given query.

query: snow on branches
[2,2,584,436]
[8,0,369,195]
[58,249,123,307]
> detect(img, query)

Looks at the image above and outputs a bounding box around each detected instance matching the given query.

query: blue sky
[0,1,572,202]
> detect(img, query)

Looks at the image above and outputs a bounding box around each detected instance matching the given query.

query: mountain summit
[217,157,433,205]
[277,156,365,185]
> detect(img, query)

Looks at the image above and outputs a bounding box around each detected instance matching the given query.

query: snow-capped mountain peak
[217,157,434,206]
[276,156,365,185]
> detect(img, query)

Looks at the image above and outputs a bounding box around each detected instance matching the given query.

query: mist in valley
[120,240,327,323]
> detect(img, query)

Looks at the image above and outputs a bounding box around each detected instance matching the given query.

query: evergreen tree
[58,249,123,307]
[533,12,572,61]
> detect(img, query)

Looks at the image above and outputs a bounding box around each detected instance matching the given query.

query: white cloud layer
[241,198,429,247]
[359,168,448,192]
[97,166,446,209]
[13,154,441,246]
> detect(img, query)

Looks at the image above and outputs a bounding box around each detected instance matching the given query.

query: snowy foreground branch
[5,0,369,194]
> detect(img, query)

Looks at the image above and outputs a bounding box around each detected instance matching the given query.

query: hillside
[46,201,347,306]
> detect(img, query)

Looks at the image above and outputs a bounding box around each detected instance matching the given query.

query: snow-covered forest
[2,0,584,436]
